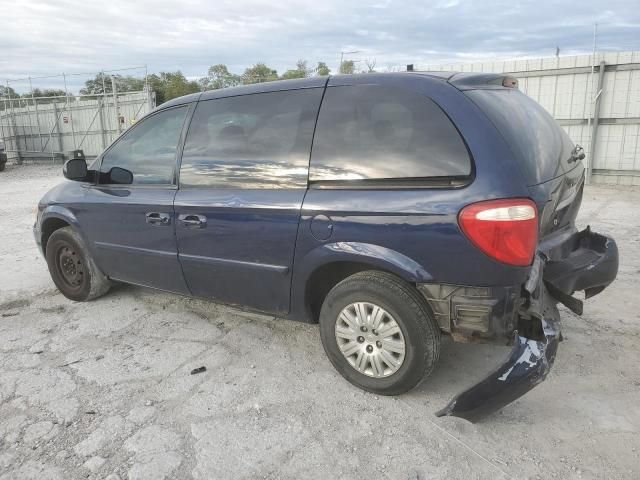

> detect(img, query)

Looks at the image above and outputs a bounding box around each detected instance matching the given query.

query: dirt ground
[0,164,638,480]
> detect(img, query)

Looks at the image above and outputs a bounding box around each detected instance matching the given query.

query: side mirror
[63,158,88,181]
[109,167,134,185]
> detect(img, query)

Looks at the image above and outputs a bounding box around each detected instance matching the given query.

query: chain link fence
[1,69,154,165]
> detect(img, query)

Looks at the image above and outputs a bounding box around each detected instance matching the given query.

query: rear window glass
[466,89,574,185]
[309,85,471,182]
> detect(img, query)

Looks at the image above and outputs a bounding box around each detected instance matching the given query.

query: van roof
[159,71,516,109]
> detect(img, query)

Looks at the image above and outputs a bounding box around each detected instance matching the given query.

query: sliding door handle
[178,214,207,228]
[145,212,171,225]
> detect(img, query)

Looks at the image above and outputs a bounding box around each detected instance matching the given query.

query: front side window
[100,106,188,185]
[310,85,471,183]
[179,89,323,189]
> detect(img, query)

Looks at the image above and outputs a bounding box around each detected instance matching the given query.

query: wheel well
[306,261,394,323]
[41,218,70,254]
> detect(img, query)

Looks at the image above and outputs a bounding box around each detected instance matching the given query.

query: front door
[174,88,324,313]
[77,104,191,294]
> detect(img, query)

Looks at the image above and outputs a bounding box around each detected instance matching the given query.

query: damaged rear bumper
[436,287,560,422]
[436,227,618,422]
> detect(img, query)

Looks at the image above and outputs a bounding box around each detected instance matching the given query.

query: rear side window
[310,85,471,183]
[466,89,574,185]
[179,89,323,189]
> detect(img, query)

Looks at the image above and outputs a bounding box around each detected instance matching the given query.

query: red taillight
[458,198,538,267]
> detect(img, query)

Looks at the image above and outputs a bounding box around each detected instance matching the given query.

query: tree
[0,85,18,99]
[147,71,200,104]
[80,73,144,95]
[364,58,377,73]
[281,59,310,80]
[242,63,278,84]
[0,85,19,111]
[200,64,241,90]
[339,60,355,74]
[296,59,309,75]
[117,76,145,93]
[315,62,331,76]
[23,88,69,104]
[30,88,67,98]
[80,73,109,94]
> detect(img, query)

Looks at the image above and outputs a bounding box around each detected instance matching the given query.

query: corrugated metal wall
[421,51,640,186]
[0,91,153,164]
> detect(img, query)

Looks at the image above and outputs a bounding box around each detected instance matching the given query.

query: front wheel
[45,227,111,301]
[319,271,440,396]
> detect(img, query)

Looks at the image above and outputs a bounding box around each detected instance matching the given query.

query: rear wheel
[319,271,440,395]
[45,227,111,301]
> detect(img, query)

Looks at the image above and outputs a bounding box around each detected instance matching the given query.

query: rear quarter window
[309,85,471,183]
[466,89,575,185]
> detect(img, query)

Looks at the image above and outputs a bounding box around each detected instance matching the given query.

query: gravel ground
[0,163,639,480]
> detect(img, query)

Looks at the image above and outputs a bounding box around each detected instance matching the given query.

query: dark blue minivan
[34,73,618,421]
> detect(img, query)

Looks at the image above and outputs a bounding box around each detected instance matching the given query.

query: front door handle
[145,212,171,226]
[178,214,207,228]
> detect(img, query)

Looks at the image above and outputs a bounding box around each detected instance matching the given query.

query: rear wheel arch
[305,261,382,323]
[303,256,428,323]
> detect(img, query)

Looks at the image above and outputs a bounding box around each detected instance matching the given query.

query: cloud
[1,0,638,92]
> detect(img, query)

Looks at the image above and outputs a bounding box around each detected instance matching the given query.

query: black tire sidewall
[319,273,437,395]
[46,228,92,301]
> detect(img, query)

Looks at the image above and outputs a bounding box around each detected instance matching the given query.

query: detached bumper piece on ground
[437,227,619,422]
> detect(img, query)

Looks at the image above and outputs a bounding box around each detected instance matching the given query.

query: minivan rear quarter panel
[290,74,533,321]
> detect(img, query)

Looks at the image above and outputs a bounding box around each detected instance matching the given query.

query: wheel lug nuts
[372,329,378,335]
[360,326,368,332]
[366,345,374,353]
[357,336,365,343]
[376,341,382,348]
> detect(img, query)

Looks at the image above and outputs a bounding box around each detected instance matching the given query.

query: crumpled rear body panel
[436,227,618,422]
[436,285,559,422]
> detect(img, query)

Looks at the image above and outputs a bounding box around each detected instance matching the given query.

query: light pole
[339,50,361,73]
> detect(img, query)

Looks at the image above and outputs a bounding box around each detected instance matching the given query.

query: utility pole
[63,72,77,151]
[29,77,44,152]
[112,76,122,135]
[586,22,598,184]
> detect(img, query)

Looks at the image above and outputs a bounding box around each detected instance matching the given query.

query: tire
[319,270,440,396]
[45,227,111,301]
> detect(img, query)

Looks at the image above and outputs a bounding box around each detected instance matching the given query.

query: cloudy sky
[2,0,639,91]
